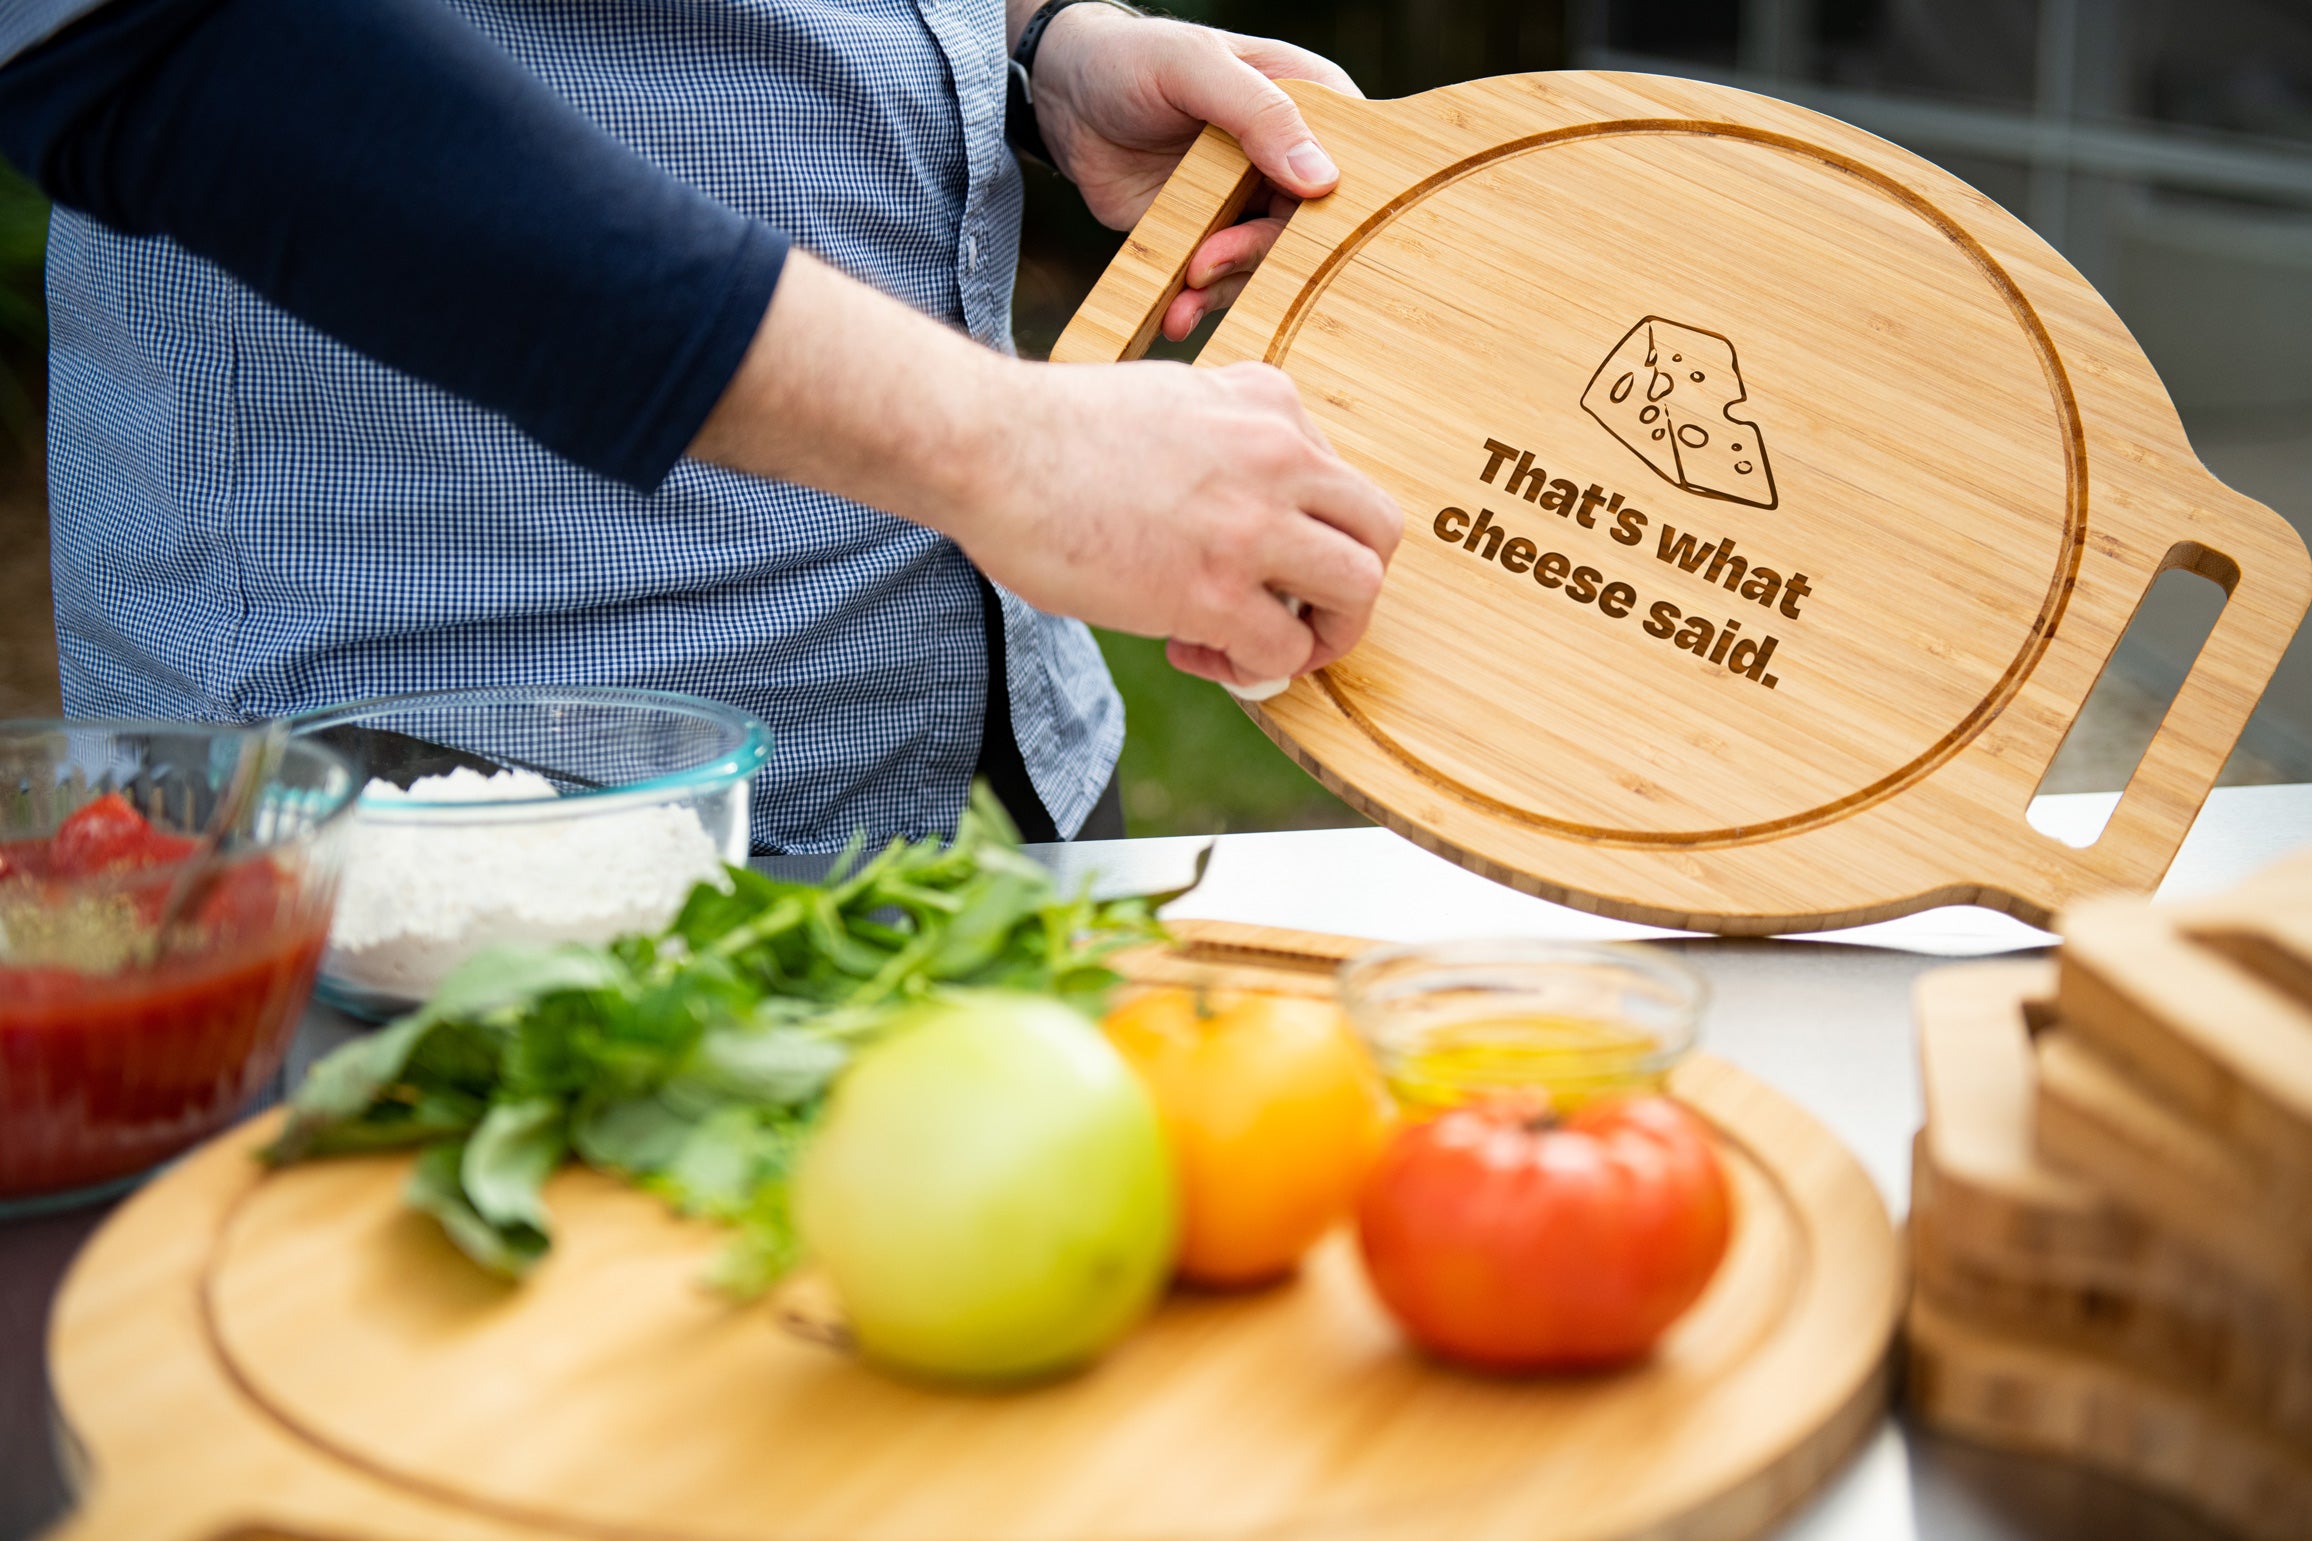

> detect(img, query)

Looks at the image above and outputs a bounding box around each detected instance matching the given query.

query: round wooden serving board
[1054,71,2312,933]
[49,1047,1897,1538]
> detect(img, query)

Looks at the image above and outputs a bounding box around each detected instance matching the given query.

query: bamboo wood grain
[2051,856,2312,1207]
[1910,963,2312,1444]
[47,927,1901,1541]
[1906,1294,2312,1541]
[2034,1029,2312,1307]
[2197,911,2312,1011]
[1108,917,1377,998]
[1058,71,2310,935]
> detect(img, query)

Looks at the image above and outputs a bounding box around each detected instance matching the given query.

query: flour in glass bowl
[325,766,728,1004]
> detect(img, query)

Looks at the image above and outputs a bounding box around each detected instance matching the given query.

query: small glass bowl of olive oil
[1338,940,1705,1117]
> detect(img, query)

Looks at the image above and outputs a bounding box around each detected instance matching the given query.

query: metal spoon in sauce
[154,718,291,946]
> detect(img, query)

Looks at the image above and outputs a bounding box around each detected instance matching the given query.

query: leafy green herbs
[267,787,1193,1291]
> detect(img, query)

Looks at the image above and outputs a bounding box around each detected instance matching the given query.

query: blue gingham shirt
[26,0,1124,851]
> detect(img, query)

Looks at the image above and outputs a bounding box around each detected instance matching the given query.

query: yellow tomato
[1103,988,1388,1287]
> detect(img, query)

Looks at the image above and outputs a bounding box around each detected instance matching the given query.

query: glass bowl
[292,686,771,1020]
[0,720,358,1213]
[1339,939,1706,1118]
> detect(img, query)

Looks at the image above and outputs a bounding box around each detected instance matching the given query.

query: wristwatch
[1006,0,1145,171]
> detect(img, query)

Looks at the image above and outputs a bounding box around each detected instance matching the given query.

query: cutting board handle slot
[2030,516,2310,903]
[2029,546,2234,850]
[1048,125,1261,366]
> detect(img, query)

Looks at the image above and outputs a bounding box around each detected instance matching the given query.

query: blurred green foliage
[0,164,45,445]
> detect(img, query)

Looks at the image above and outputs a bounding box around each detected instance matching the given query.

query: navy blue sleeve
[0,0,790,493]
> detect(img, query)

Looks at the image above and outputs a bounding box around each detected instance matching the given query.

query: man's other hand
[1028,7,1358,342]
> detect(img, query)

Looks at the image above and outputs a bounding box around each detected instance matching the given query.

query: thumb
[1168,41,1339,200]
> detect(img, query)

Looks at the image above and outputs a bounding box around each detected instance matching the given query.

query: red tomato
[48,792,194,877]
[1355,1094,1731,1372]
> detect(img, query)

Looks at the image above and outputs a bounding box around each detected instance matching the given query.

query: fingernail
[1284,140,1337,187]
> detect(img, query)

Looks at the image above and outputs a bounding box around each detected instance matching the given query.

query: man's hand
[1025,5,1358,342]
[975,353,1397,686]
[692,255,1400,689]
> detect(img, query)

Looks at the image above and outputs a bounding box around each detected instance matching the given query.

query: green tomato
[795,990,1176,1384]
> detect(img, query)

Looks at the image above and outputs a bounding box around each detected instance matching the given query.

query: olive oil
[1384,1013,1667,1117]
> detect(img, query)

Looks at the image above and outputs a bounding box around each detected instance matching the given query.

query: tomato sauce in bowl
[0,730,354,1208]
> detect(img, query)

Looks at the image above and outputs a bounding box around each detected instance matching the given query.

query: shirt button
[964,234,981,274]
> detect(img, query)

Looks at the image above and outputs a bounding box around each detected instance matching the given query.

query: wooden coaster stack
[1906,851,2312,1539]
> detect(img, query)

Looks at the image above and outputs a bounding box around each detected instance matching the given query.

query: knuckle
[1220,359,1290,400]
[1200,27,1253,73]
[1295,433,1342,474]
[1244,361,1298,398]
[1209,513,1263,571]
[1185,571,1238,630]
[1252,420,1306,472]
[1226,418,1298,477]
[1241,72,1301,124]
[1381,496,1409,548]
[1374,517,1405,561]
[1362,495,1404,557]
[1231,634,1285,682]
[1214,359,1270,391]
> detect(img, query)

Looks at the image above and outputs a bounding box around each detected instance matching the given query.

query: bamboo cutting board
[1907,1296,2312,1541]
[47,924,1901,1541]
[1053,71,2312,934]
[2049,855,2312,1208]
[1909,962,2312,1445]
[2024,855,2312,1300]
[2032,1028,2312,1306]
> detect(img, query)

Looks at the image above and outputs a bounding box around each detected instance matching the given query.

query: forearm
[694,247,1396,689]
[690,252,1012,542]
[0,0,786,493]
